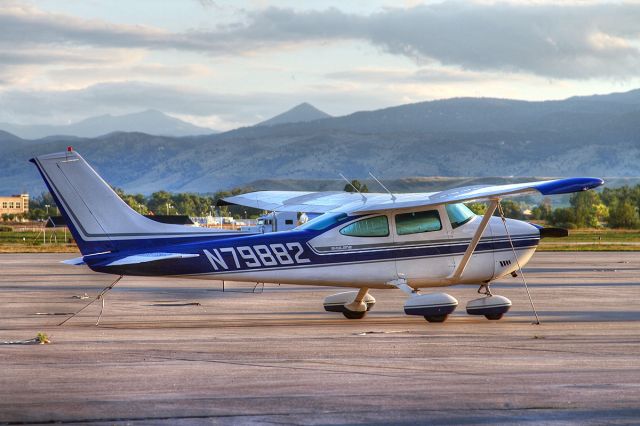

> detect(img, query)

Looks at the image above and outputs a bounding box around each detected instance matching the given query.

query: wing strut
[449,199,499,282]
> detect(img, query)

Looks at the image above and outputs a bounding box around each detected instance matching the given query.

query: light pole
[43,204,50,244]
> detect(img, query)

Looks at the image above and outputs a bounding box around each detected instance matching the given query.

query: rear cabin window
[340,215,389,237]
[395,210,442,235]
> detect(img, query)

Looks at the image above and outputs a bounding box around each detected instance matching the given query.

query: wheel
[343,310,367,319]
[485,313,504,320]
[424,314,448,323]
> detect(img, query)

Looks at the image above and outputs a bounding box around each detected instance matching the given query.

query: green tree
[466,202,487,215]
[608,200,640,229]
[114,188,149,214]
[496,200,524,219]
[570,191,607,228]
[148,191,173,215]
[27,208,46,221]
[549,207,576,228]
[343,179,369,193]
[530,198,552,221]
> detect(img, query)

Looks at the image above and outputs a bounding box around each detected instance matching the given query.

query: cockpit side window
[395,210,442,235]
[339,215,389,237]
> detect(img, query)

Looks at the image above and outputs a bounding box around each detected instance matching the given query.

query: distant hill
[256,102,331,127]
[0,110,217,139]
[2,89,640,195]
[0,130,23,147]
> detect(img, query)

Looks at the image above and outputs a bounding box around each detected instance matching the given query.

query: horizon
[3,86,640,134]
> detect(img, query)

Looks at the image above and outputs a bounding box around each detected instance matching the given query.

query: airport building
[0,194,29,216]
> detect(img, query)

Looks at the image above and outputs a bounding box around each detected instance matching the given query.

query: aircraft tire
[424,314,448,323]
[485,313,504,320]
[343,310,367,320]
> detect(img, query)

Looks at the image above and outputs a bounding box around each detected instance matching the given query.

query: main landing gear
[392,276,510,323]
[403,286,511,322]
[323,288,375,319]
[322,282,512,323]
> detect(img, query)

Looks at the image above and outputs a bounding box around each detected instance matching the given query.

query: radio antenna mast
[369,172,396,201]
[339,173,367,202]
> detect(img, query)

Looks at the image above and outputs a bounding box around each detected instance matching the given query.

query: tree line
[12,182,640,229]
[468,186,639,229]
[19,187,257,221]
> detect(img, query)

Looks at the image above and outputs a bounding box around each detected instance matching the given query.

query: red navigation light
[67,146,73,152]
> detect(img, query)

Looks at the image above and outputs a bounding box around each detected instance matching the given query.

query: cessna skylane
[32,149,603,323]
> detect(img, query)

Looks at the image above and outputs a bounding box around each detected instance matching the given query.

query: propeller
[539,227,569,238]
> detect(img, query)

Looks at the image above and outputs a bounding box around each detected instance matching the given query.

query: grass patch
[557,229,640,243]
[0,229,79,253]
[540,228,640,251]
[538,244,640,252]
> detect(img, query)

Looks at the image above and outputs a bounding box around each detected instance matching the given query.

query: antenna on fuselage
[369,172,396,201]
[339,173,367,202]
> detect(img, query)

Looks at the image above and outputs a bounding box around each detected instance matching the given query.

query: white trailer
[240,211,298,233]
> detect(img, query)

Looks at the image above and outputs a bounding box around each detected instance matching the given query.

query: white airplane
[32,149,603,323]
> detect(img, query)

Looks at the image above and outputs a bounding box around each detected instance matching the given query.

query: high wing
[220,177,604,214]
[218,191,373,213]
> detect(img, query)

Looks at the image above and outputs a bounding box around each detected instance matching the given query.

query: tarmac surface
[1,252,639,425]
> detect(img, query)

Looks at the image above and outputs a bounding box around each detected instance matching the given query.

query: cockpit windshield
[445,203,476,229]
[296,212,349,231]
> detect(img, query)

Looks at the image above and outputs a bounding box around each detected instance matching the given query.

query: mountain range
[0,110,216,139]
[2,89,640,195]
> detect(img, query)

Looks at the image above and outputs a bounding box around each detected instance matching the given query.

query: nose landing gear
[466,283,512,320]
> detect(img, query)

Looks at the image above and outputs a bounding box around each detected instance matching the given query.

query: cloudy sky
[2,0,640,130]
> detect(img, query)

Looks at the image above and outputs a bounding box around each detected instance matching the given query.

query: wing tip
[537,177,604,195]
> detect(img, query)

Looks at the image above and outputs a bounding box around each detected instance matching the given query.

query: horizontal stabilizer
[106,252,200,266]
[61,257,86,266]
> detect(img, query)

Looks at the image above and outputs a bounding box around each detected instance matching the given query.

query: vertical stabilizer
[30,150,231,255]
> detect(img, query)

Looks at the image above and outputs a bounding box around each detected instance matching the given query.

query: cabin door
[392,206,455,284]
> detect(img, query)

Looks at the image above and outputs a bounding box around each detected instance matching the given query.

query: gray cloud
[0,50,111,66]
[3,2,640,78]
[326,67,487,84]
[229,3,640,79]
